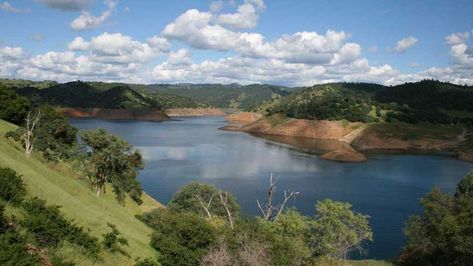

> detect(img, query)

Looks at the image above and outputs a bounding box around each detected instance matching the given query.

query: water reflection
[71,116,473,260]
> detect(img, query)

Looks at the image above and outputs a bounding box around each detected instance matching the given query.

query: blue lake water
[71,116,472,260]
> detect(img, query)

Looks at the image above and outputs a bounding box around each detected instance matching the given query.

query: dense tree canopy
[399,172,473,265]
[0,84,30,125]
[80,129,144,204]
[168,182,240,218]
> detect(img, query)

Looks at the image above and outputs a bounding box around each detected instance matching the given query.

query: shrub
[102,223,128,252]
[0,168,27,204]
[134,257,160,266]
[0,230,41,266]
[22,198,100,257]
[144,209,217,266]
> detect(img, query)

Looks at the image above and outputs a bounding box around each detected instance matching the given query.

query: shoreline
[222,112,473,164]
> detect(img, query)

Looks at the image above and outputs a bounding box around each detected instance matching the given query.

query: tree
[0,84,29,125]
[311,199,372,260]
[143,209,217,266]
[256,173,299,221]
[80,129,144,204]
[33,105,78,161]
[0,168,27,204]
[398,172,473,265]
[23,110,41,158]
[169,182,240,221]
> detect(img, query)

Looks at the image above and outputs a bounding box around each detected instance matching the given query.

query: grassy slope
[0,119,162,265]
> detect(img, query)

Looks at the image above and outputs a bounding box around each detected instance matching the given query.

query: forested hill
[145,83,289,109]
[1,79,288,109]
[256,80,473,125]
[13,81,160,109]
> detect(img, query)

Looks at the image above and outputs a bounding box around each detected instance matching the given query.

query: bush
[102,223,128,252]
[143,209,217,266]
[0,230,41,266]
[22,198,100,257]
[0,168,27,204]
[134,257,160,266]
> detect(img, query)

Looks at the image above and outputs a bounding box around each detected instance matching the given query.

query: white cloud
[40,0,91,11]
[0,1,30,13]
[446,32,470,45]
[217,2,260,29]
[68,37,89,51]
[70,0,118,31]
[391,36,418,53]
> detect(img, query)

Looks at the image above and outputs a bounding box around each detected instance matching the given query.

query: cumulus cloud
[40,0,91,11]
[68,37,89,50]
[216,2,261,29]
[391,36,418,53]
[446,32,471,45]
[70,0,118,31]
[0,1,30,13]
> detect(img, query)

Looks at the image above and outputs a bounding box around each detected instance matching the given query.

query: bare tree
[256,173,299,221]
[218,190,234,229]
[238,235,271,266]
[23,110,41,158]
[195,193,216,219]
[200,238,233,266]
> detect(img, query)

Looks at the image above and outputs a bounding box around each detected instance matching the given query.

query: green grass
[0,119,162,265]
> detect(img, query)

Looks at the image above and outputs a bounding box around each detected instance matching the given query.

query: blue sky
[0,0,472,86]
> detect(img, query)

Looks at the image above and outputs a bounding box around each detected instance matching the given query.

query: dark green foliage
[21,198,100,257]
[16,81,160,109]
[142,209,217,266]
[267,83,376,122]
[134,257,160,266]
[398,172,473,265]
[34,105,78,161]
[102,223,129,252]
[80,129,144,204]
[0,168,27,204]
[0,230,41,266]
[455,172,473,198]
[0,84,30,125]
[260,80,473,124]
[168,182,240,218]
[0,204,8,233]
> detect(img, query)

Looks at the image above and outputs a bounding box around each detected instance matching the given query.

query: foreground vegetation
[1,82,472,265]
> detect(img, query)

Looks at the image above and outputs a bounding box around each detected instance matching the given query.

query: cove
[71,116,472,260]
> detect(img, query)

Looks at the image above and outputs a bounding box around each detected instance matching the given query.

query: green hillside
[257,80,473,125]
[151,83,289,108]
[15,81,161,109]
[0,119,162,265]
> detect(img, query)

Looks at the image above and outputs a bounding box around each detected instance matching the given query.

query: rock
[320,146,367,163]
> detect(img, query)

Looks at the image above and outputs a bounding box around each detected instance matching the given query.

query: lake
[71,116,472,260]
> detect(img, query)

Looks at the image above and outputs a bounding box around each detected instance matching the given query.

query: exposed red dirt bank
[223,112,473,163]
[57,108,169,121]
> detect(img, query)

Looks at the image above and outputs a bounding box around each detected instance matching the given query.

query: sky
[0,0,472,86]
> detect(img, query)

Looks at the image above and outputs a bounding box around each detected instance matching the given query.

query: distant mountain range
[1,79,472,126]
